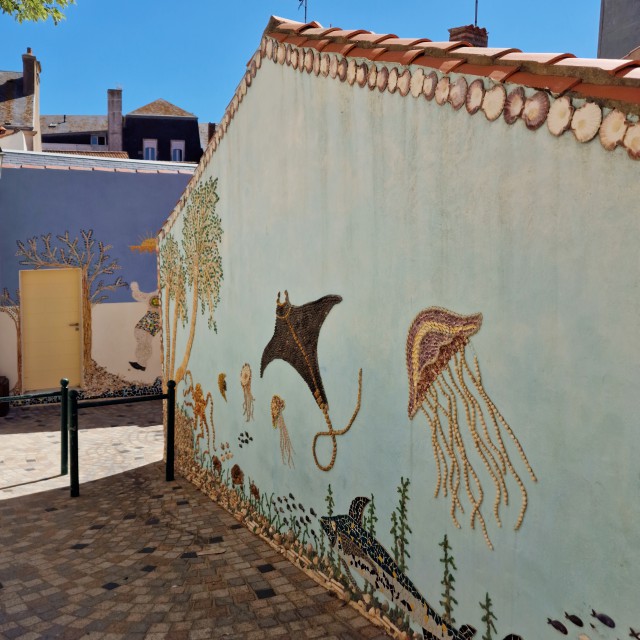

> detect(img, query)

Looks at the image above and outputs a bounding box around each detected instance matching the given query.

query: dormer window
[171,139,185,162]
[90,135,106,146]
[143,138,157,161]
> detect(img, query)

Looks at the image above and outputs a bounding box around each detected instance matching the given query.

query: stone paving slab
[0,402,164,499]
[0,403,390,639]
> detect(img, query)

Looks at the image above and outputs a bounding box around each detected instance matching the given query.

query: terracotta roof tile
[350,33,397,44]
[282,35,309,46]
[380,37,432,47]
[618,67,640,80]
[453,64,519,82]
[410,56,464,73]
[451,46,521,60]
[554,57,639,74]
[323,29,370,40]
[349,46,388,61]
[572,83,640,103]
[423,41,472,52]
[303,38,332,52]
[322,42,358,55]
[500,52,575,65]
[299,27,341,37]
[375,49,427,65]
[505,71,581,94]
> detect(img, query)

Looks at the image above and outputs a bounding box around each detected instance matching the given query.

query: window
[171,139,185,162]
[90,135,106,145]
[143,139,157,161]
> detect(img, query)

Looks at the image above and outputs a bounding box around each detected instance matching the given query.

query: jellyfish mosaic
[240,363,255,421]
[406,307,537,549]
[260,291,362,472]
[271,394,295,468]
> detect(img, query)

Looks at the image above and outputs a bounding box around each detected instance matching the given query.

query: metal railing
[0,379,176,497]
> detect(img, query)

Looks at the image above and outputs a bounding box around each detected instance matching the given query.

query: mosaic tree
[439,533,458,625]
[0,289,21,394]
[160,177,223,386]
[15,229,126,374]
[479,592,497,640]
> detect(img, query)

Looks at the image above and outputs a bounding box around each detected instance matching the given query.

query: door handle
[68,323,79,327]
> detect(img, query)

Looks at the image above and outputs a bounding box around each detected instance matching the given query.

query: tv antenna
[298,0,308,22]
[474,0,479,26]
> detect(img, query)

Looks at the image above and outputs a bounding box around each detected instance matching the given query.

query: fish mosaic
[320,496,476,640]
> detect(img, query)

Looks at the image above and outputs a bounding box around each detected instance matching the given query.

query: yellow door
[20,268,83,391]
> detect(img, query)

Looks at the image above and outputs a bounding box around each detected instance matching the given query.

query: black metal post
[60,379,69,476]
[69,390,80,497]
[166,380,176,482]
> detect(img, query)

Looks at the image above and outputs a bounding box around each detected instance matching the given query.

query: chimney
[107,88,123,152]
[448,24,488,48]
[22,47,39,95]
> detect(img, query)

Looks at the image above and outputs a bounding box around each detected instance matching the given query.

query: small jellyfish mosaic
[271,394,295,468]
[240,363,255,421]
[406,307,537,549]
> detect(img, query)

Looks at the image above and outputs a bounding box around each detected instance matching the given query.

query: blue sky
[1,0,602,124]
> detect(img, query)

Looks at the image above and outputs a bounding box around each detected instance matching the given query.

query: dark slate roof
[40,115,108,134]
[1,149,196,174]
[127,99,196,118]
[0,71,34,129]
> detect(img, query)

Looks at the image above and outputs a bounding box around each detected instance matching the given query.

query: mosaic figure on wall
[261,291,362,472]
[183,370,215,463]
[240,363,255,421]
[129,282,161,371]
[406,307,537,550]
[320,496,477,640]
[271,394,295,467]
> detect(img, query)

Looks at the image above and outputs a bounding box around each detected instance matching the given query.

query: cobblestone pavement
[0,404,390,639]
[1,402,164,499]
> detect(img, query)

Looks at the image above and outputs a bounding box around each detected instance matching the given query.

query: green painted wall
[161,50,640,639]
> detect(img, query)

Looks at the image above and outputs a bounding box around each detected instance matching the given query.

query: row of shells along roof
[253,36,640,160]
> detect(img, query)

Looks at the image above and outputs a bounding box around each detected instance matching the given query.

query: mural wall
[0,159,192,395]
[158,26,640,640]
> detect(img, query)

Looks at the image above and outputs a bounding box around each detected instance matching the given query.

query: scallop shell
[249,61,257,80]
[338,58,348,82]
[571,102,602,143]
[522,91,550,130]
[356,63,368,88]
[377,66,389,92]
[255,51,262,70]
[240,75,248,94]
[277,43,286,65]
[290,46,299,69]
[313,50,321,76]
[329,55,339,79]
[347,59,357,85]
[261,37,268,57]
[285,44,292,66]
[410,69,425,98]
[504,87,525,124]
[448,77,468,110]
[599,109,627,151]
[466,79,485,114]
[320,53,330,77]
[435,76,450,105]
[304,49,314,73]
[482,84,506,121]
[423,71,438,100]
[623,122,640,159]
[265,38,273,60]
[547,96,573,136]
[398,69,411,97]
[368,65,378,90]
[388,67,399,93]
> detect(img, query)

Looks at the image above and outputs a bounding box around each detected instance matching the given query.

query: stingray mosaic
[260,291,362,472]
[406,307,537,550]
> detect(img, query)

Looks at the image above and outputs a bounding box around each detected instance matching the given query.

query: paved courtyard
[0,402,390,639]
